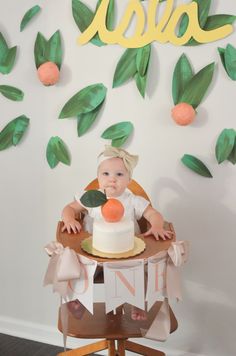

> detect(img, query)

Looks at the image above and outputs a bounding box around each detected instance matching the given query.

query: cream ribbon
[44,241,81,297]
[142,240,189,341]
[98,145,139,175]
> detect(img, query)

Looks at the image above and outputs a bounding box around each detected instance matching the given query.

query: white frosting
[93,217,134,253]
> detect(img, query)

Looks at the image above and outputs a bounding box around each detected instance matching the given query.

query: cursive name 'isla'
[77,0,233,48]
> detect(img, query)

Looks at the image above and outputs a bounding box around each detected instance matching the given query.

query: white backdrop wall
[0,1,236,355]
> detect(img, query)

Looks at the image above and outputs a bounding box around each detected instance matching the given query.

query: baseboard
[0,315,203,356]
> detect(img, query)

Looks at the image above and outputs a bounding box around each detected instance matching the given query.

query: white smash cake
[93,217,134,254]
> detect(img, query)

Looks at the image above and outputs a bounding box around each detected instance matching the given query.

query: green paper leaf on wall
[218,47,227,71]
[77,100,104,136]
[135,71,148,98]
[178,0,211,38]
[59,83,107,119]
[46,30,62,69]
[0,115,29,151]
[34,32,48,68]
[20,5,41,32]
[72,0,105,47]
[0,33,17,75]
[46,136,71,168]
[172,53,194,105]
[215,129,236,164]
[113,48,138,88]
[0,85,24,101]
[225,44,236,81]
[80,190,107,208]
[228,140,236,165]
[34,31,62,69]
[181,154,213,178]
[179,63,215,109]
[136,44,151,77]
[101,121,134,140]
[101,121,133,147]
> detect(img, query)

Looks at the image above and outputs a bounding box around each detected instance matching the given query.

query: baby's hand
[61,219,82,234]
[143,226,173,241]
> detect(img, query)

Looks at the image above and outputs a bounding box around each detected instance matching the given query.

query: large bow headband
[98,145,139,176]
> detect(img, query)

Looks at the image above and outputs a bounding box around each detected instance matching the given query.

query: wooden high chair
[56,179,178,356]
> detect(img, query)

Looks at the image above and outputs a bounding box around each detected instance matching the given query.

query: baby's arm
[142,205,173,240]
[61,200,86,234]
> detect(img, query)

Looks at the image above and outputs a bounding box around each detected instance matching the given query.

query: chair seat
[58,302,178,340]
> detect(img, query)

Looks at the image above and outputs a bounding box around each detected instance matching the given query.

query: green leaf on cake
[178,63,215,109]
[101,121,134,147]
[172,53,194,105]
[113,48,138,88]
[46,136,71,168]
[0,85,24,101]
[181,154,213,178]
[80,190,108,207]
[59,83,107,119]
[0,115,29,151]
[34,31,62,69]
[20,5,41,32]
[0,33,17,75]
[215,129,236,164]
[77,101,104,136]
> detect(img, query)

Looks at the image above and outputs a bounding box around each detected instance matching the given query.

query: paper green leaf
[72,0,105,47]
[0,85,24,101]
[181,154,213,178]
[183,14,236,46]
[0,115,29,151]
[46,136,71,168]
[77,100,104,136]
[135,72,148,98]
[179,63,215,109]
[228,140,236,165]
[59,83,107,119]
[101,121,134,140]
[80,190,107,208]
[224,44,236,81]
[34,32,48,68]
[172,53,194,105]
[112,136,130,148]
[20,5,41,32]
[46,30,62,69]
[215,129,236,164]
[218,47,227,72]
[113,48,138,88]
[179,0,211,38]
[0,33,17,74]
[136,44,151,77]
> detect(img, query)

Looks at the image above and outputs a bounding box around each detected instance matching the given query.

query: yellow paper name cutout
[77,0,233,48]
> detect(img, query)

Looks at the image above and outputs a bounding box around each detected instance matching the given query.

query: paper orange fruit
[171,102,196,126]
[101,198,124,222]
[37,61,60,86]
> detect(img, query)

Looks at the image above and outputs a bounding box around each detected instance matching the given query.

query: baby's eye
[117,172,124,177]
[102,172,109,176]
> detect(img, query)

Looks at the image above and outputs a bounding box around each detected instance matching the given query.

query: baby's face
[98,157,130,197]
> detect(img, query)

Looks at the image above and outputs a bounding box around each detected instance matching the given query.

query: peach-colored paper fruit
[171,102,196,126]
[37,61,60,86]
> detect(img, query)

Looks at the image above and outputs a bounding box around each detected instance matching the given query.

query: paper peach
[171,102,196,126]
[101,198,124,222]
[37,61,60,86]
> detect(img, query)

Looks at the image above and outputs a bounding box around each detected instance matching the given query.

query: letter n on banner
[146,252,168,311]
[103,259,144,313]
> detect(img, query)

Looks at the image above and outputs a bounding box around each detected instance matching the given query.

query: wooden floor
[0,333,100,356]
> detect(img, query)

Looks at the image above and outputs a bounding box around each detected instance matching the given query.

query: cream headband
[98,145,139,176]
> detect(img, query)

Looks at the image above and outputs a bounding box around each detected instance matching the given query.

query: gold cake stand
[81,236,146,259]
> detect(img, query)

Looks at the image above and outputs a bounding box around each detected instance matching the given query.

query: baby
[62,145,173,320]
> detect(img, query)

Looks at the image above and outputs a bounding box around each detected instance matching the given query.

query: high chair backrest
[84,178,151,233]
